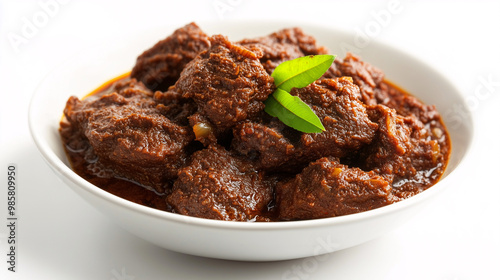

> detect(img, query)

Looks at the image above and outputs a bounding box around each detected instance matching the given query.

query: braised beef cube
[85,104,192,193]
[64,79,154,129]
[276,157,392,220]
[324,53,385,105]
[239,27,329,74]
[360,105,414,183]
[153,89,197,126]
[131,22,210,91]
[232,118,301,172]
[167,145,274,221]
[375,82,442,124]
[63,79,193,193]
[359,104,444,199]
[388,138,443,200]
[294,77,378,159]
[171,34,275,139]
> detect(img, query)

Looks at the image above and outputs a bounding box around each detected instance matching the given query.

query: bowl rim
[28,20,476,231]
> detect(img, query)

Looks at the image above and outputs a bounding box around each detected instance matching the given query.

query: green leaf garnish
[264,54,336,133]
[265,88,325,133]
[272,54,335,92]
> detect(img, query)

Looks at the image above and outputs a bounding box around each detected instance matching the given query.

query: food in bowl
[59,22,450,222]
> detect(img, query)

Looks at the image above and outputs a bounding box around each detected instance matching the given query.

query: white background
[1,0,499,279]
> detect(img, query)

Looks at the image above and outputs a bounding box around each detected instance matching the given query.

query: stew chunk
[360,104,445,200]
[167,145,274,221]
[325,52,385,105]
[239,27,329,74]
[276,157,393,220]
[169,34,275,143]
[131,22,211,91]
[63,79,193,193]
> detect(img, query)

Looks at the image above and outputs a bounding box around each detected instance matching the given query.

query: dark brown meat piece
[325,52,385,105]
[239,27,329,74]
[360,105,414,182]
[170,34,275,142]
[359,104,445,200]
[276,157,392,220]
[167,145,274,221]
[232,117,300,172]
[232,77,378,172]
[153,88,197,126]
[63,79,193,193]
[295,77,379,158]
[131,22,210,91]
[374,81,441,124]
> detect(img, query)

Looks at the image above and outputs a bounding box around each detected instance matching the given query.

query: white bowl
[29,21,474,261]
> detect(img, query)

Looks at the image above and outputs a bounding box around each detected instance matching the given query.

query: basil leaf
[272,54,335,92]
[264,88,325,133]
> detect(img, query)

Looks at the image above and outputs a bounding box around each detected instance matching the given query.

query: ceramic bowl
[29,21,474,261]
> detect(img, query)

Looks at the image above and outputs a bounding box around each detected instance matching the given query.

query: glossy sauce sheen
[60,23,450,222]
